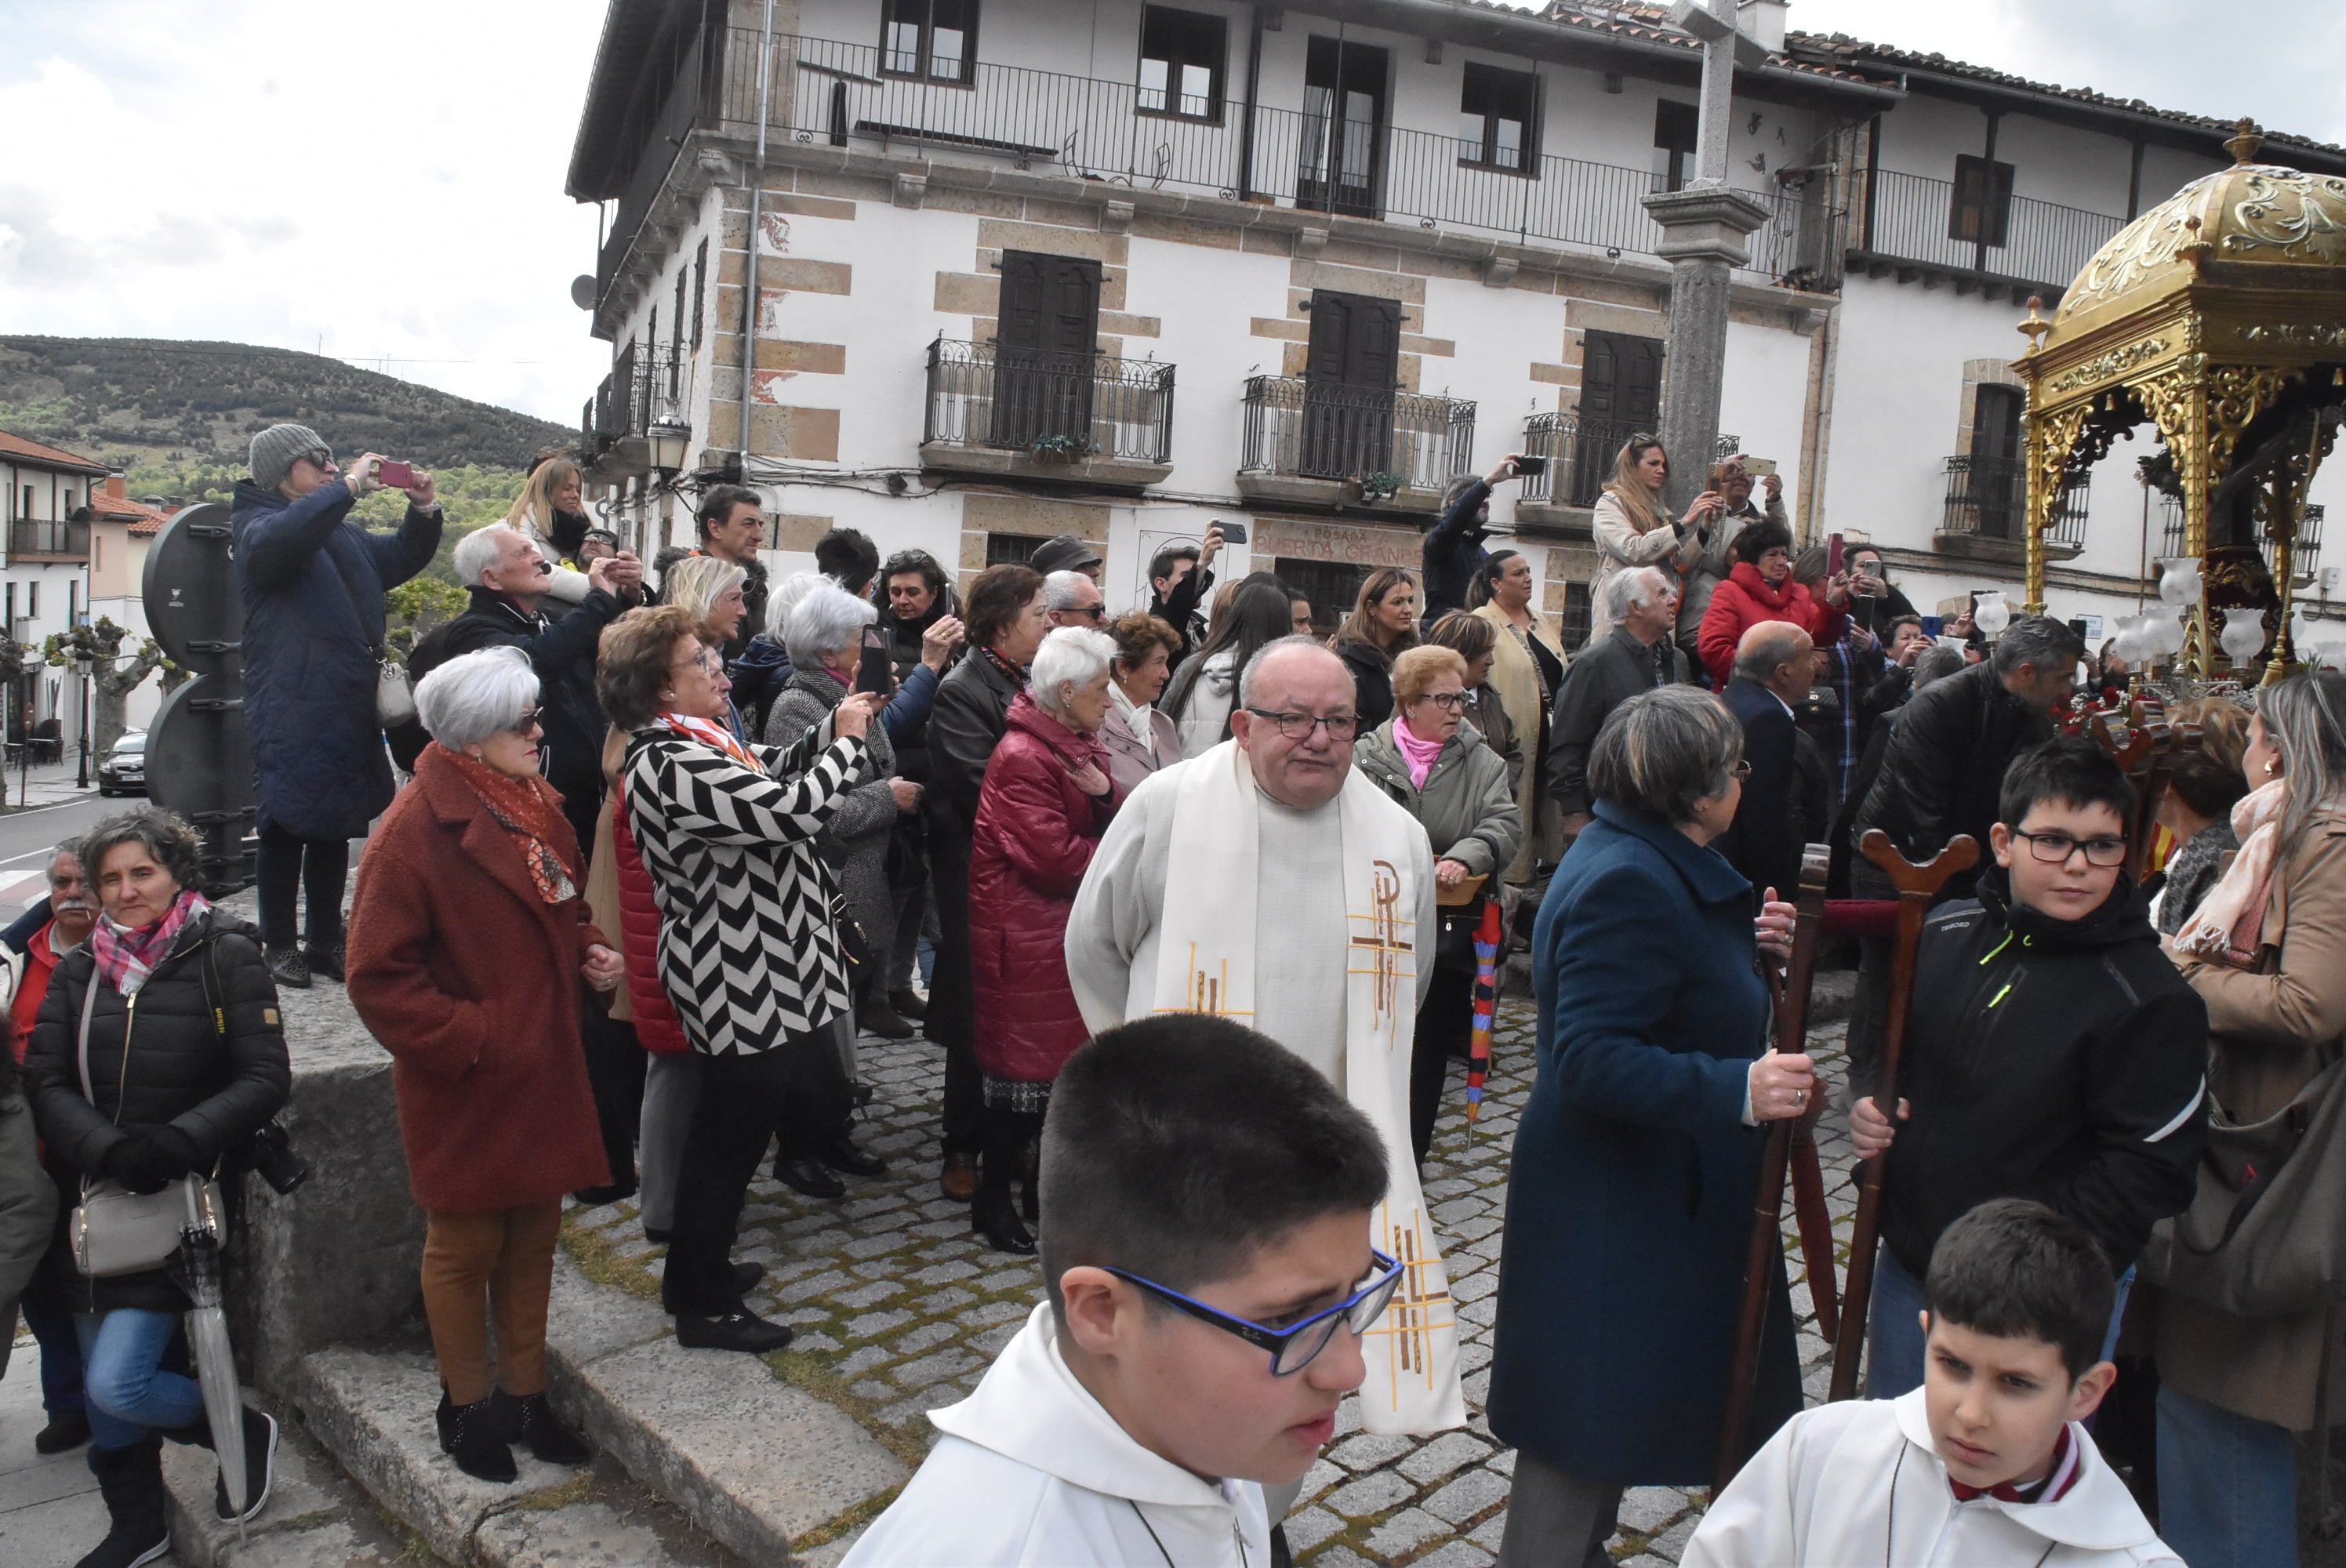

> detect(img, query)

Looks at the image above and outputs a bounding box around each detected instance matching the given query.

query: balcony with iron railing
[9,519,90,561]
[1238,376,1475,514]
[921,338,1177,486]
[2161,495,2326,580]
[582,337,682,478]
[1514,414,1743,528]
[1852,168,2125,299]
[685,31,1842,292]
[1938,454,2089,561]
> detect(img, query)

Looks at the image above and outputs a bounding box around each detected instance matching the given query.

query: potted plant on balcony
[1350,470,1404,504]
[1031,434,1095,466]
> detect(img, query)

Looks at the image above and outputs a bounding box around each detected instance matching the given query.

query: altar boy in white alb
[1066,637,1465,1439]
[841,1015,1402,1567]
[1685,1199,2181,1568]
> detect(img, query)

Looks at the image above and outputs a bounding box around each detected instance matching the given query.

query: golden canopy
[2013,120,2346,679]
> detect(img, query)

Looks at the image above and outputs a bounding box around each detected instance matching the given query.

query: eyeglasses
[2011,828,2127,867]
[671,651,723,677]
[1415,691,1467,712]
[1070,604,1107,621]
[1244,708,1360,742]
[1732,760,1753,779]
[1106,1250,1406,1377]
[507,708,543,735]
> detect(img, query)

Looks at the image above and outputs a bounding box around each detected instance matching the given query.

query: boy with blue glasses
[844,1014,1394,1566]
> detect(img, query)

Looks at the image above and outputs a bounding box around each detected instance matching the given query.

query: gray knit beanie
[249,423,329,491]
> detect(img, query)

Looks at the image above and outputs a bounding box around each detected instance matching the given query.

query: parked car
[96,730,147,797]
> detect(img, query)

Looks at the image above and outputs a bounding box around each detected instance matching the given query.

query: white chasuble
[1148,742,1466,1436]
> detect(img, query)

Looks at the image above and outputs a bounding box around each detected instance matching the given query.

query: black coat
[923,652,1025,1051]
[1853,660,2053,902]
[1718,678,1807,906]
[1146,563,1215,668]
[25,911,290,1313]
[1545,626,1676,816]
[1879,869,2210,1280]
[1420,479,1491,624]
[1335,638,1398,733]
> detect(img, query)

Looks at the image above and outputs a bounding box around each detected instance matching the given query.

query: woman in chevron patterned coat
[600,606,884,1355]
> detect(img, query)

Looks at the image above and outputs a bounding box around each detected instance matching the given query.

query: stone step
[159,1399,426,1567]
[285,1257,906,1568]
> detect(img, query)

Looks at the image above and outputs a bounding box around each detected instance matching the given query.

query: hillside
[0,336,573,474]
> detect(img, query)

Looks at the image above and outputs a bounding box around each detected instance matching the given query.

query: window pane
[1179,62,1212,116]
[1493,116,1523,169]
[1460,110,1487,161]
[1139,56,1169,111]
[930,27,966,79]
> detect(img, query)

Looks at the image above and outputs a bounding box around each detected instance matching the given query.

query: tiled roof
[1528,2,1876,85]
[0,430,107,475]
[86,489,174,536]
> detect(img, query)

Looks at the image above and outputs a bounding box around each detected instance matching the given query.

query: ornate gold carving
[2058,201,2196,321]
[2054,157,2346,325]
[2206,365,2299,477]
[2044,338,2170,396]
[2021,401,2092,613]
[2220,171,2346,264]
[2236,321,2346,348]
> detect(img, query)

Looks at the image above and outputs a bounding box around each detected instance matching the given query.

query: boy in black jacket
[1851,735,2208,1398]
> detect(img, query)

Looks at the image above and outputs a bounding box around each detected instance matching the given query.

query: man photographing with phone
[1423,452,1531,623]
[1146,524,1226,665]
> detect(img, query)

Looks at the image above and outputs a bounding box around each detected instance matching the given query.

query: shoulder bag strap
[76,967,100,1109]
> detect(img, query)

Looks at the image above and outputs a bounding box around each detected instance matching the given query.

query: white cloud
[0,0,612,425]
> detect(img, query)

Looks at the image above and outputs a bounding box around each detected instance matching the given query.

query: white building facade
[564,0,2346,642]
[0,431,104,757]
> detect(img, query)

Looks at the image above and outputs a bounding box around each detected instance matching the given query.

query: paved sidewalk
[564,1003,1858,1565]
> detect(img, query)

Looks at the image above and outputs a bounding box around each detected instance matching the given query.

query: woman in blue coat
[1487,685,1817,1567]
[231,424,442,989]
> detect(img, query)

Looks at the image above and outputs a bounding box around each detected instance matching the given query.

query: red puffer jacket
[1697,560,1849,688]
[968,693,1122,1083]
[611,779,688,1055]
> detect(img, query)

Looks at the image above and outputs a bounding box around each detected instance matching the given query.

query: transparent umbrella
[169,1196,249,1541]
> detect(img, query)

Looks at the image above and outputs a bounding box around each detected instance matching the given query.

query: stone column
[1640,185,1770,514]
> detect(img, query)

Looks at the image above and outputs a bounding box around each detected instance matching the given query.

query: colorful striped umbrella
[1465,901,1503,1125]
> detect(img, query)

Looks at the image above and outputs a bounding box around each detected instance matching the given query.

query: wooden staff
[1827,829,1981,1403]
[1715,844,1831,1491]
[1788,1122,1839,1344]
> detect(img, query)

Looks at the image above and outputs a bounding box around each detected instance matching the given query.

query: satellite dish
[571,274,597,310]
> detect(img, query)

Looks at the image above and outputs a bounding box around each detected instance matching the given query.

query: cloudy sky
[2,0,2337,426]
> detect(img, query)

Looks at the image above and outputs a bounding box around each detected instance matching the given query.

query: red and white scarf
[91,887,211,996]
[656,711,764,773]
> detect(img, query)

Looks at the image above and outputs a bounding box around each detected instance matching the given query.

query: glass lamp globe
[2155,557,2204,607]
[1973,590,2011,639]
[2219,610,2267,666]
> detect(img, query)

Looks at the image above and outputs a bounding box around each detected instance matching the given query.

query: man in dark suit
[1546,564,1685,837]
[1719,620,1819,908]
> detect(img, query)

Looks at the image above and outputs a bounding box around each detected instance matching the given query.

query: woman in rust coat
[347,648,624,1484]
[965,627,1122,1255]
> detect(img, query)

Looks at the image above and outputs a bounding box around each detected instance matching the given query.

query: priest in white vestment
[1066,637,1466,1438]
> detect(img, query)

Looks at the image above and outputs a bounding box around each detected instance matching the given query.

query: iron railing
[9,520,89,558]
[1942,455,2089,546]
[2162,495,2326,575]
[1517,418,1744,508]
[1858,169,2123,293]
[1240,376,1475,494]
[710,31,1841,289]
[923,339,1176,463]
[585,339,681,456]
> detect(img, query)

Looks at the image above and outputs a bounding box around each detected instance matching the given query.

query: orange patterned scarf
[437,745,578,904]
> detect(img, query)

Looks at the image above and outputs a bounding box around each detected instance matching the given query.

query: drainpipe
[737,0,776,489]
[1237,5,1264,202]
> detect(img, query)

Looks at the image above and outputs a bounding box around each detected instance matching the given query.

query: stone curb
[156,1387,432,1566]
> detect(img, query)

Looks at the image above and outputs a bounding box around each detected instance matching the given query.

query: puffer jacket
[1852,659,2054,905]
[1353,717,1523,880]
[24,909,289,1313]
[231,479,442,840]
[610,783,686,1054]
[968,695,1120,1083]
[1696,561,1848,688]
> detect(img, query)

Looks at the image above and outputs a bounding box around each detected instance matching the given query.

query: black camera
[245,1120,310,1196]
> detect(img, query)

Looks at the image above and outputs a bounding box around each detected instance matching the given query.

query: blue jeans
[20,1291,85,1416]
[1864,1244,2132,1399]
[73,1308,204,1451]
[2156,1383,2298,1568]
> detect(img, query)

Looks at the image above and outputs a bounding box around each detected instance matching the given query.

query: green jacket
[1353,717,1523,880]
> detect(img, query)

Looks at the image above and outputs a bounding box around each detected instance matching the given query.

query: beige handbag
[66,973,222,1278]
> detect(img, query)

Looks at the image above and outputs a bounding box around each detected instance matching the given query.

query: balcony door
[992,249,1100,450]
[1297,36,1385,219]
[1970,383,2025,537]
[1302,289,1401,480]
[1573,330,1663,505]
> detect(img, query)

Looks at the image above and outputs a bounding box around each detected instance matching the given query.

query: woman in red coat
[965,626,1122,1254]
[1696,519,1850,688]
[347,648,624,1484]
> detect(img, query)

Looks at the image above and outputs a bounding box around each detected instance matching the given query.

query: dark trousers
[662,1035,849,1317]
[978,1103,1045,1207]
[1410,964,1475,1171]
[255,822,350,950]
[21,1290,85,1416]
[579,1007,646,1192]
[926,846,985,1158]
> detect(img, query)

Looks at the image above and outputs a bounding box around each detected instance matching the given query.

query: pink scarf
[2175,778,2286,964]
[1394,718,1447,789]
[91,887,211,996]
[656,710,764,774]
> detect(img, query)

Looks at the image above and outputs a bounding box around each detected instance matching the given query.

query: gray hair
[416,645,541,750]
[2258,670,2346,849]
[1990,613,2085,677]
[1043,569,1097,612]
[1588,685,1743,825]
[1912,644,1966,688]
[1733,619,1812,682]
[452,522,528,588]
[1602,565,1673,626]
[786,580,878,666]
[1031,626,1116,713]
[49,837,82,870]
[663,554,747,625]
[1238,634,1343,708]
[78,809,204,898]
[764,571,826,640]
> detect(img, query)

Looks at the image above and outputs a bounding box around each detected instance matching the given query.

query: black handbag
[1434,891,1490,976]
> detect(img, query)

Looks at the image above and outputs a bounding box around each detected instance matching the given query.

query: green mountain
[0,336,573,474]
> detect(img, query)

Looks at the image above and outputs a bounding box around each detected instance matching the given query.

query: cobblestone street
[564,1000,1860,1565]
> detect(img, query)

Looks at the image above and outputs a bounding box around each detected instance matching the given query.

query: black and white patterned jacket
[622,721,869,1054]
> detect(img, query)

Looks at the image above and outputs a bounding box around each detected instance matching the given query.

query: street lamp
[74,648,93,789]
[647,412,692,480]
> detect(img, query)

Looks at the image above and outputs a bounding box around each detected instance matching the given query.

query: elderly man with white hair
[1718,619,1821,908]
[1066,637,1465,1461]
[1545,564,1686,837]
[1040,568,1106,630]
[962,626,1122,1254]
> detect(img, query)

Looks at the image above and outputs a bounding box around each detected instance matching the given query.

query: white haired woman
[964,627,1124,1254]
[661,554,754,744]
[347,647,620,1482]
